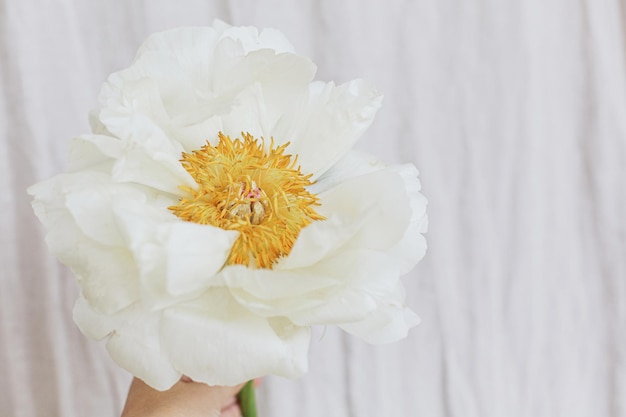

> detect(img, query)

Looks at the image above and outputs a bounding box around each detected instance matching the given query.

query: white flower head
[28,21,427,390]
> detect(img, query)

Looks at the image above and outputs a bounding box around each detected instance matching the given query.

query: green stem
[237,380,257,417]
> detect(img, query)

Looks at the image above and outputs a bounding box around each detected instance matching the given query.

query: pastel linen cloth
[1,1,624,417]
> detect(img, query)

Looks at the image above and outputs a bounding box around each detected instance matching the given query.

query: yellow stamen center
[169,132,324,269]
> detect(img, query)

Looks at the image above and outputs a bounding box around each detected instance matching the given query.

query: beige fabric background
[1,1,625,416]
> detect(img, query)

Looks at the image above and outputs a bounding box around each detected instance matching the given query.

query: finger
[208,382,247,404]
[220,402,242,417]
[177,380,246,411]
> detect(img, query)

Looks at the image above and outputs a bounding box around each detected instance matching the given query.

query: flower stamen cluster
[169,132,324,268]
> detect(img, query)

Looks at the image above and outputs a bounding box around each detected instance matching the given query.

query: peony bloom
[28,21,427,390]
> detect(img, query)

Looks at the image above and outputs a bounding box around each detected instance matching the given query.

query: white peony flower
[28,21,427,390]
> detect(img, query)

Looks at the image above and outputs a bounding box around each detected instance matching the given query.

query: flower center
[169,132,324,269]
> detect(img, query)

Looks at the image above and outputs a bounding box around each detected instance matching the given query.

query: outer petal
[385,164,428,274]
[339,303,421,344]
[105,309,181,391]
[75,294,185,391]
[73,294,121,340]
[135,26,220,87]
[62,173,141,247]
[160,289,310,385]
[28,176,140,314]
[218,22,296,54]
[52,216,139,315]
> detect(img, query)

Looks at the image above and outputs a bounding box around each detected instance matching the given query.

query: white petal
[312,158,428,274]
[316,167,411,251]
[63,175,140,247]
[112,152,190,195]
[98,73,170,139]
[274,79,382,178]
[160,289,310,385]
[107,118,194,194]
[71,239,139,314]
[102,28,218,138]
[213,50,316,139]
[29,176,73,229]
[129,51,205,121]
[99,26,301,154]
[67,134,122,172]
[280,168,411,270]
[339,305,421,344]
[273,214,361,270]
[162,222,238,296]
[114,201,238,308]
[96,30,220,151]
[222,265,342,301]
[97,77,199,192]
[286,250,401,326]
[220,25,295,54]
[105,310,181,391]
[29,175,140,314]
[136,27,220,83]
[73,295,131,340]
[385,164,428,273]
[308,149,386,195]
[226,249,401,326]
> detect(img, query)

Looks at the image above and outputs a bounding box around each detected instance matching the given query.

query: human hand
[120,376,244,417]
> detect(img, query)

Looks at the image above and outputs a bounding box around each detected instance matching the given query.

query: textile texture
[1,1,624,416]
